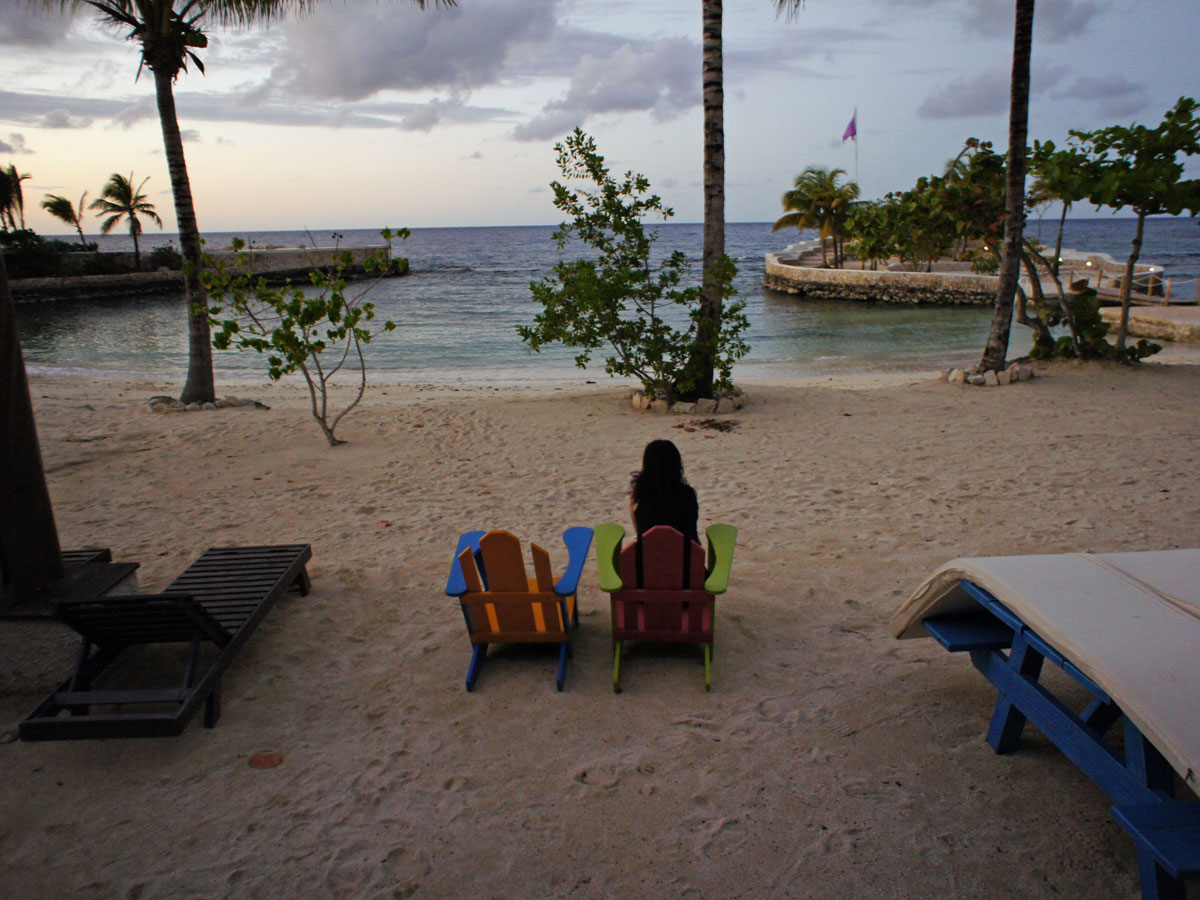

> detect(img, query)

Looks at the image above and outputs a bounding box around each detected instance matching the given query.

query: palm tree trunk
[694,0,724,401]
[980,0,1035,372]
[0,253,64,598]
[1115,211,1145,352]
[131,226,141,270]
[153,67,215,404]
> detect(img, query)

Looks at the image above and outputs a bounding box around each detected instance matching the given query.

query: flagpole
[854,106,859,186]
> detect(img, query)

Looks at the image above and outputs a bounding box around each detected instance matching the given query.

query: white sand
[3,360,1199,899]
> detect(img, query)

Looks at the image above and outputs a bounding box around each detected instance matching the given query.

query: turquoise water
[13,218,1198,384]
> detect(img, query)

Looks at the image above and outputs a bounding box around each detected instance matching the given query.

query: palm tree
[90,172,163,268]
[772,166,859,267]
[693,0,726,400]
[1,164,32,230]
[41,192,90,248]
[979,0,1035,373]
[44,1,452,403]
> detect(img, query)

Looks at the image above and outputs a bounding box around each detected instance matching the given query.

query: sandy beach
[3,360,1199,899]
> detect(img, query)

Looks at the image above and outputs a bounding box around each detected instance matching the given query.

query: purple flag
[842,110,857,143]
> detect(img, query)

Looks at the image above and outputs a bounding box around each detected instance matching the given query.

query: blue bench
[922,582,1199,900]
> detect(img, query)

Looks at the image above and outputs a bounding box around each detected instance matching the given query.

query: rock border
[625,386,746,414]
[148,395,270,414]
[943,363,1035,387]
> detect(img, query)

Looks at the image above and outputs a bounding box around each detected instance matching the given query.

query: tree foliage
[41,192,90,249]
[1,164,31,230]
[90,172,162,268]
[200,229,407,446]
[772,166,859,267]
[519,130,749,402]
[1066,96,1200,352]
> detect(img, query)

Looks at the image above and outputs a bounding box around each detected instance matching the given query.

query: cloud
[0,132,31,153]
[0,85,512,133]
[875,0,1106,43]
[917,61,1067,119]
[41,108,93,129]
[0,1,75,46]
[180,129,201,142]
[959,0,1105,43]
[266,0,557,101]
[513,38,697,141]
[1053,74,1148,118]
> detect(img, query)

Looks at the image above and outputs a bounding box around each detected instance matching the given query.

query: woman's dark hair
[634,439,685,504]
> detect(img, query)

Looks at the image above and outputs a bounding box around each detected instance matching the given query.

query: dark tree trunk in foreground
[0,254,63,599]
[695,0,724,400]
[1114,211,1145,352]
[980,0,1035,372]
[154,66,216,404]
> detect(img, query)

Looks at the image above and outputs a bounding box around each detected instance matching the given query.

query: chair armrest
[446,530,487,596]
[703,523,737,594]
[554,526,594,596]
[594,523,626,593]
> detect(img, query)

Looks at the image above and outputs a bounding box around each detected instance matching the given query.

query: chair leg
[556,643,569,692]
[466,645,486,692]
[204,682,222,728]
[704,643,713,692]
[613,641,623,693]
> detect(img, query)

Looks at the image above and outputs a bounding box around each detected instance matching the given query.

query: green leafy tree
[1028,140,1092,277]
[1,164,32,230]
[90,172,162,268]
[979,0,1035,373]
[40,1,451,404]
[844,202,895,270]
[41,191,90,249]
[200,229,407,446]
[1067,96,1200,352]
[520,130,749,403]
[772,166,860,267]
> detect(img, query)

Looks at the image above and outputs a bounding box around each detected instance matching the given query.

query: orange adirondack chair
[595,523,736,692]
[446,527,592,691]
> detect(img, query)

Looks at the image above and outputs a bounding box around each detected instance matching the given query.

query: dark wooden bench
[20,544,311,740]
[1,547,139,620]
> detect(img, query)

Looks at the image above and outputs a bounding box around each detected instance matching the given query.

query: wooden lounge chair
[446,527,592,692]
[892,550,1200,900]
[595,523,736,692]
[1,548,140,620]
[20,544,312,741]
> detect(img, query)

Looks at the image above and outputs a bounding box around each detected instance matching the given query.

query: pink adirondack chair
[595,522,736,692]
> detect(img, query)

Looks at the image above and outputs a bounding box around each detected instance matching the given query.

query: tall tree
[41,191,90,248]
[979,0,1035,373]
[42,1,451,403]
[693,0,726,399]
[1069,97,1200,353]
[1,164,32,230]
[90,172,162,268]
[1,252,64,602]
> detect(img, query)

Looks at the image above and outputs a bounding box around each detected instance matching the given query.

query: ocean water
[13,217,1199,385]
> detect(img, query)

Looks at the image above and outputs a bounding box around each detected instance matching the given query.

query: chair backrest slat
[531,542,555,592]
[478,531,529,592]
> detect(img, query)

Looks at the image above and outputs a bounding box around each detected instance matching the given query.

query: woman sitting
[628,439,699,545]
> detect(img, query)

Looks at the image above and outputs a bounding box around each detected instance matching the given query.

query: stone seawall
[9,246,396,301]
[764,254,998,306]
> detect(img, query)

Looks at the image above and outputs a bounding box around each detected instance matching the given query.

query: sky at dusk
[2,0,1199,235]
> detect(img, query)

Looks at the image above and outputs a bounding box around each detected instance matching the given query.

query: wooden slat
[478,531,528,592]
[531,543,554,592]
